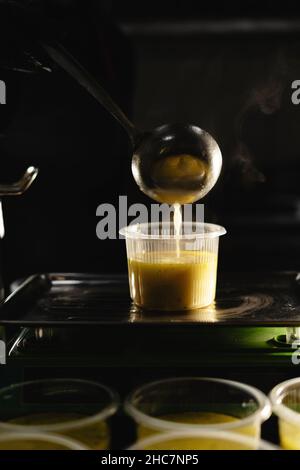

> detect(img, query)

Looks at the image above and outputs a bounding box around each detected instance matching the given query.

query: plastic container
[0,379,119,450]
[125,377,271,442]
[0,432,88,450]
[120,222,226,311]
[269,377,300,449]
[128,430,278,450]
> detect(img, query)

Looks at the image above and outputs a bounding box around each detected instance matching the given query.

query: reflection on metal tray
[0,272,300,326]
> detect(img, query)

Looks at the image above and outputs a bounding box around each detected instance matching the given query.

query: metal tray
[0,272,300,326]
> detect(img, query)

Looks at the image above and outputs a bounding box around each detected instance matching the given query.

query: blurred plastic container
[120,222,226,311]
[270,377,300,449]
[0,379,119,449]
[125,377,271,442]
[128,430,278,450]
[0,432,87,450]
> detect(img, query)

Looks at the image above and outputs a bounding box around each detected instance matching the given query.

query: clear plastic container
[128,430,278,450]
[120,222,226,311]
[0,379,119,450]
[269,377,300,449]
[125,377,271,442]
[0,432,88,450]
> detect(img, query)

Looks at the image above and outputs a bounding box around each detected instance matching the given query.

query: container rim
[124,377,271,432]
[119,222,226,240]
[128,430,278,450]
[0,378,119,433]
[0,431,88,450]
[269,377,300,426]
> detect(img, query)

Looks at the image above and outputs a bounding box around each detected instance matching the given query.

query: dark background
[1,0,300,284]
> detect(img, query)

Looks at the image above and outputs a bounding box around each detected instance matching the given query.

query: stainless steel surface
[1,272,300,326]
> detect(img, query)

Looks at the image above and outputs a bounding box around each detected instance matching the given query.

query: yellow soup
[137,411,257,444]
[128,251,218,311]
[279,419,300,449]
[151,154,209,204]
[143,436,254,450]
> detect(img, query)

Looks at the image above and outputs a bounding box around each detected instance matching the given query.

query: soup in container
[125,377,271,442]
[269,377,300,450]
[0,379,119,450]
[129,429,278,450]
[120,222,226,311]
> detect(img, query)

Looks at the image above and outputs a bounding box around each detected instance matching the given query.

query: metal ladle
[43,43,222,204]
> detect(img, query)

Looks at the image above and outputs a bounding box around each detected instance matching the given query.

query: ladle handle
[42,41,137,145]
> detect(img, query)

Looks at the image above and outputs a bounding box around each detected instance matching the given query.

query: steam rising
[232,50,287,187]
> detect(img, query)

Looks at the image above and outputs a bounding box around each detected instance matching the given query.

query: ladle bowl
[133,123,222,204]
